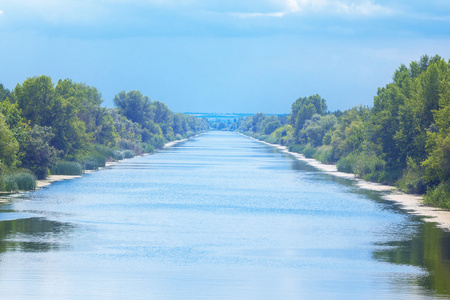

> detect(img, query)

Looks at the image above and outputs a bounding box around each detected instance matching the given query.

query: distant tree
[289,95,327,142]
[114,90,152,125]
[264,121,281,135]
[0,83,10,102]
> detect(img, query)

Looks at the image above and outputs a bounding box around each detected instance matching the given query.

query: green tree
[11,76,91,159]
[0,83,10,102]
[114,90,153,125]
[20,125,60,179]
[290,95,327,142]
[264,121,281,135]
[0,112,19,169]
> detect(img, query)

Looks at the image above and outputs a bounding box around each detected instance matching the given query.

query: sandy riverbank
[243,133,450,231]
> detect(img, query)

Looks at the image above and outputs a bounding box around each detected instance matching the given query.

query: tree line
[0,76,208,191]
[236,55,450,209]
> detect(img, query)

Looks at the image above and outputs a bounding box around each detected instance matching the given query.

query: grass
[0,169,36,191]
[52,161,83,176]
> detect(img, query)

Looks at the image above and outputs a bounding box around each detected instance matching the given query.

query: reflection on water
[0,131,449,299]
[374,222,450,295]
[0,216,74,253]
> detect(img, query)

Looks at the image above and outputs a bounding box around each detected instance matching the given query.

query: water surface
[1,131,449,299]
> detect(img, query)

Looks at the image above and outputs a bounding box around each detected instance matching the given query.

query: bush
[2,174,18,191]
[94,145,116,161]
[117,139,144,155]
[52,161,83,175]
[288,144,305,154]
[149,135,166,149]
[302,144,316,158]
[185,131,195,138]
[424,182,450,210]
[264,135,278,144]
[82,159,99,171]
[122,150,135,159]
[337,154,356,173]
[142,143,155,154]
[313,146,333,164]
[397,158,427,194]
[0,169,36,191]
[113,151,124,161]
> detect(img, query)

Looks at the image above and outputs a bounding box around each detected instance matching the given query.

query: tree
[114,90,152,125]
[264,121,281,135]
[0,112,19,169]
[290,95,327,142]
[11,76,91,159]
[20,125,60,179]
[0,83,10,102]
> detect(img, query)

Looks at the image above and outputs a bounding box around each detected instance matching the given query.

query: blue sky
[1,0,450,113]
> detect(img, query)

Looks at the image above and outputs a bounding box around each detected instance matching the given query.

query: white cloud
[336,1,393,16]
[229,0,393,19]
[284,0,394,16]
[0,10,3,16]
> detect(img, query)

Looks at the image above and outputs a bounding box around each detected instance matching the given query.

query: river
[0,131,449,299]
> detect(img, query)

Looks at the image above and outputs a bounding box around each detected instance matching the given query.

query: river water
[0,131,449,299]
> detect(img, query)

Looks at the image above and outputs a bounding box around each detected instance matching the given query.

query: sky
[1,1,450,113]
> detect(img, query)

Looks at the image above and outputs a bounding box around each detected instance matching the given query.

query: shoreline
[241,133,450,232]
[0,136,195,202]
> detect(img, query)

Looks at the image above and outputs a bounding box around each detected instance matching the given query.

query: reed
[52,161,83,175]
[0,169,36,191]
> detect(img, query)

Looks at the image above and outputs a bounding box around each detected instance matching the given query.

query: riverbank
[242,133,450,231]
[0,136,194,202]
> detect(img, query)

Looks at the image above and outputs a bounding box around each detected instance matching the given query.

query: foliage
[52,161,83,176]
[122,150,135,159]
[424,181,450,210]
[397,157,427,194]
[0,113,19,169]
[20,125,61,179]
[264,121,281,135]
[313,146,333,164]
[0,169,36,192]
[0,77,207,192]
[0,83,10,101]
[289,94,327,142]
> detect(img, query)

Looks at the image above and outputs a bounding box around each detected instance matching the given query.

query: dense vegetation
[0,76,208,192]
[236,55,450,209]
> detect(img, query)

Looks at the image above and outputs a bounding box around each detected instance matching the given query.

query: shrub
[52,161,83,175]
[0,169,36,191]
[113,151,124,161]
[302,144,316,158]
[397,157,427,194]
[313,146,333,164]
[142,143,155,154]
[83,159,99,171]
[264,135,278,144]
[122,150,135,159]
[13,172,36,190]
[337,154,356,173]
[94,145,116,161]
[117,139,144,155]
[2,174,18,191]
[288,144,305,154]
[149,135,166,149]
[185,131,195,138]
[424,182,450,210]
